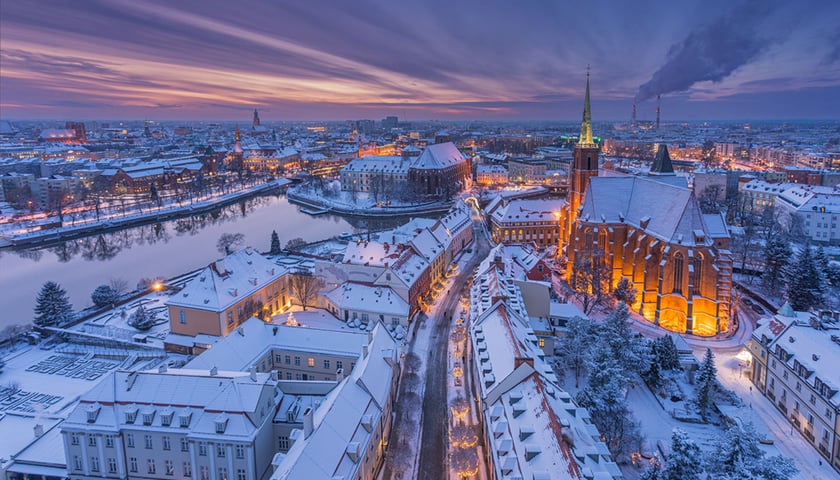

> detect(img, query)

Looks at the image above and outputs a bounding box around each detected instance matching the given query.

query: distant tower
[656,95,661,130]
[65,122,87,144]
[253,109,261,128]
[569,68,600,230]
[143,121,151,137]
[234,125,243,154]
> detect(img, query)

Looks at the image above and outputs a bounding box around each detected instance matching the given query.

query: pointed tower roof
[650,144,675,175]
[578,68,594,146]
[233,125,243,154]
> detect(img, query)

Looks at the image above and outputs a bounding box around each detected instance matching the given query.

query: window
[147,458,156,474]
[144,434,153,449]
[88,435,97,447]
[108,458,117,474]
[539,338,545,348]
[199,441,207,456]
[200,466,209,480]
[105,435,114,448]
[673,252,684,294]
[783,370,788,380]
[165,459,174,476]
[808,414,814,427]
[179,310,186,324]
[126,434,135,448]
[323,359,330,370]
[129,457,138,473]
[235,444,245,459]
[181,437,189,452]
[295,373,302,380]
[308,357,315,367]
[796,382,802,392]
[227,312,234,326]
[275,354,282,363]
[771,359,777,369]
[294,356,301,366]
[692,256,702,297]
[219,467,228,480]
[74,455,82,471]
[162,435,171,450]
[827,408,833,420]
[237,468,247,480]
[811,393,817,405]
[217,444,226,457]
[285,355,291,364]
[71,433,80,445]
[286,372,292,380]
[279,436,290,450]
[336,361,343,371]
[183,461,192,477]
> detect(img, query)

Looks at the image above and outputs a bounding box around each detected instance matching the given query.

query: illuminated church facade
[561,74,733,336]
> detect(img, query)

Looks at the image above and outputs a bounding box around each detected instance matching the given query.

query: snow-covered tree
[656,335,681,371]
[785,245,824,310]
[216,232,245,255]
[762,235,791,294]
[556,315,595,387]
[706,422,797,480]
[601,303,651,377]
[695,348,718,419]
[270,230,281,255]
[128,304,154,331]
[613,277,637,306]
[662,428,702,480]
[642,345,662,390]
[34,281,74,327]
[91,284,119,308]
[285,237,307,251]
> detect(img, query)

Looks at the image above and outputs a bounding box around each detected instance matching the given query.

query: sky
[1,0,840,121]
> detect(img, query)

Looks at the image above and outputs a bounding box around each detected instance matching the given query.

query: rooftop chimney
[158,363,168,373]
[249,366,257,382]
[336,368,345,382]
[302,407,314,439]
[34,423,44,438]
[210,366,218,376]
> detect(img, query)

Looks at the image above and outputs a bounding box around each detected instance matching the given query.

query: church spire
[579,67,594,146]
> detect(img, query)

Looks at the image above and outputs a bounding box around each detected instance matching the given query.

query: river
[0,194,371,328]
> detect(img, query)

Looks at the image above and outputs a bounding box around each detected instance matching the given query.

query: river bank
[287,187,453,218]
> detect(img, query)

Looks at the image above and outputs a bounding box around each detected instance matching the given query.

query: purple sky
[1,0,839,121]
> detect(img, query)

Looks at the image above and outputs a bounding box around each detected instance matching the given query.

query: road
[416,206,492,480]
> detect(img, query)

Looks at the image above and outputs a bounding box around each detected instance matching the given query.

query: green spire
[579,67,594,146]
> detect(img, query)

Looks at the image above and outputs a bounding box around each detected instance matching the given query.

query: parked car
[751,303,765,314]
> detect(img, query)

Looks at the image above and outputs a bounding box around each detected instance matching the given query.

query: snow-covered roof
[62,368,279,441]
[185,317,367,371]
[580,176,712,245]
[342,155,409,174]
[411,142,466,170]
[271,323,397,480]
[491,198,566,224]
[166,248,286,312]
[324,283,409,318]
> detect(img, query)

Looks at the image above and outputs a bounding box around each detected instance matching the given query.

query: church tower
[252,109,261,128]
[569,70,600,225]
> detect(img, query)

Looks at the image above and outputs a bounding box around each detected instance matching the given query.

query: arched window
[599,229,608,252]
[673,252,684,295]
[584,229,594,254]
[692,255,703,297]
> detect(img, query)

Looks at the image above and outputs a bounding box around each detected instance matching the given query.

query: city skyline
[2,0,840,121]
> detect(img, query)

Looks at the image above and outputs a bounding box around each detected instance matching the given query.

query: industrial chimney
[632,102,637,125]
[656,95,661,130]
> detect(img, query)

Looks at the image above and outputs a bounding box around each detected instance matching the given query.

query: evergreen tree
[613,277,637,306]
[128,304,154,331]
[785,246,824,310]
[639,458,663,480]
[91,284,120,308]
[662,429,702,480]
[657,335,681,371]
[695,348,718,419]
[34,281,74,327]
[762,235,791,294]
[601,303,650,377]
[270,230,281,255]
[556,315,595,387]
[642,350,662,390]
[706,422,797,480]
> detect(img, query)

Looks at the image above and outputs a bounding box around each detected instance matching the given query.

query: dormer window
[125,408,138,424]
[179,412,192,428]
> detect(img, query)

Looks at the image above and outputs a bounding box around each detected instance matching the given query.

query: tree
[109,278,130,296]
[289,270,319,311]
[655,335,681,371]
[762,236,791,294]
[270,230,281,255]
[571,249,611,315]
[706,422,797,480]
[556,315,595,387]
[128,304,155,330]
[91,284,120,308]
[662,429,702,480]
[695,348,718,419]
[785,245,824,310]
[34,281,74,327]
[216,232,245,255]
[285,237,307,251]
[613,277,637,306]
[601,303,650,377]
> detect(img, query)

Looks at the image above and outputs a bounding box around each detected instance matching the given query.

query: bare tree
[289,270,319,310]
[571,249,611,315]
[109,278,130,296]
[216,232,245,255]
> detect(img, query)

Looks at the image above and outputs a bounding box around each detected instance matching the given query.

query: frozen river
[0,194,358,328]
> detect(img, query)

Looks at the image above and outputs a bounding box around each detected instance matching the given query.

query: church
[561,74,733,336]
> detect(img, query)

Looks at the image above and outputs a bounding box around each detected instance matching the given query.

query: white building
[748,304,840,473]
[776,184,840,244]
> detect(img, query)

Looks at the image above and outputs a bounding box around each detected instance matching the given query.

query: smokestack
[632,102,637,125]
[656,95,661,130]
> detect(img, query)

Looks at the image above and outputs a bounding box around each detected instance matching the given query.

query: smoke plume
[635,0,778,103]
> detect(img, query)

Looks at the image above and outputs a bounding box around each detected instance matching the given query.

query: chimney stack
[158,363,168,373]
[210,366,218,376]
[632,101,637,125]
[302,407,314,439]
[249,366,257,382]
[34,423,44,438]
[656,95,661,130]
[336,368,345,382]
